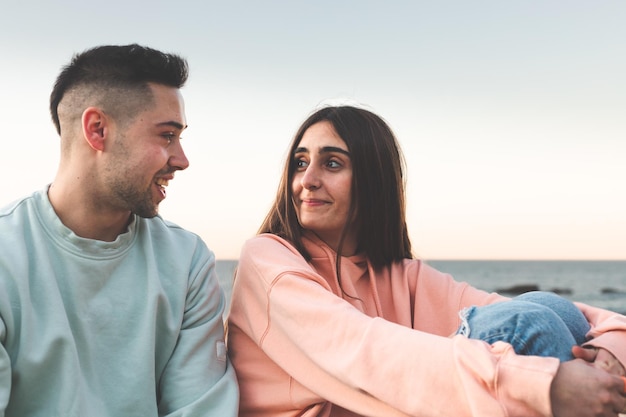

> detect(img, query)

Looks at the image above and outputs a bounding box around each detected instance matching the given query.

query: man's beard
[112,181,160,218]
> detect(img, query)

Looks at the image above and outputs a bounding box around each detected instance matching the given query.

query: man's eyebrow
[157,121,187,130]
[294,146,350,156]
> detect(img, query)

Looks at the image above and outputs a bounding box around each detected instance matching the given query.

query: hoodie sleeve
[576,301,626,369]
[229,235,561,417]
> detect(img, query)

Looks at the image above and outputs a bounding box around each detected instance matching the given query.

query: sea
[215,260,626,315]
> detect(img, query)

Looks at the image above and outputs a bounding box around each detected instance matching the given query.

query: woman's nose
[300,165,321,190]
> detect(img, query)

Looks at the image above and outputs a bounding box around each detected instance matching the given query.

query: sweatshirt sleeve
[158,246,239,417]
[0,320,9,413]
[232,236,559,417]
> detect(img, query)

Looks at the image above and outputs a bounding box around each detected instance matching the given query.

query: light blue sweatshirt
[0,188,239,416]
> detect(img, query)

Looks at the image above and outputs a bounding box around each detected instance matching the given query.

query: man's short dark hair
[50,44,189,134]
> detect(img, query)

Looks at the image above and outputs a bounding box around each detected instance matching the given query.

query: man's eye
[162,133,175,143]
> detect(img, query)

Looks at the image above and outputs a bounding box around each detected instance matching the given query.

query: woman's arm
[230,235,561,417]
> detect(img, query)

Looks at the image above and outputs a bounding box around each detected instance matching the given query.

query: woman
[227,105,626,416]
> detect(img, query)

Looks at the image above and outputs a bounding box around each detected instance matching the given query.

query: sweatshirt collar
[35,186,137,257]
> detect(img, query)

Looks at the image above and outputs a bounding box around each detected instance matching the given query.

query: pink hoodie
[227,233,626,417]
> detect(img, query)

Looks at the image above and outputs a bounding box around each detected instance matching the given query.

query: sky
[1,1,624,261]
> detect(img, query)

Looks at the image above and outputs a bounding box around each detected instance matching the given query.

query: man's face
[102,83,189,218]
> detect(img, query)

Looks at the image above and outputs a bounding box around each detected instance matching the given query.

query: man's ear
[81,107,108,151]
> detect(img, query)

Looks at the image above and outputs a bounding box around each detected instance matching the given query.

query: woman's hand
[550,359,626,417]
[572,346,626,376]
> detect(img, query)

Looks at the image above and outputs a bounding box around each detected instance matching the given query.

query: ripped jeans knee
[456,291,590,361]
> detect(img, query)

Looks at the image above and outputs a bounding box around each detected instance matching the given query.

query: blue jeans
[456,291,590,361]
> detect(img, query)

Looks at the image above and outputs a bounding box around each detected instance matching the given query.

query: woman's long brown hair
[259,105,413,269]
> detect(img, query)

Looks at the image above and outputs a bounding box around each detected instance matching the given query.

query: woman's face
[291,121,356,254]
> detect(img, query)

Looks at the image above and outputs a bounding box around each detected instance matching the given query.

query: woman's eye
[327,160,341,169]
[294,158,308,169]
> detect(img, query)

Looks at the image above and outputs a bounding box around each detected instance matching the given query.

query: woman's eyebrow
[321,146,350,156]
[294,146,350,156]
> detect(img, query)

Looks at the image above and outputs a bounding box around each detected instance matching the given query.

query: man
[0,44,238,416]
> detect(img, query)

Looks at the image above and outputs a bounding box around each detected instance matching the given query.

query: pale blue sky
[2,1,625,260]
